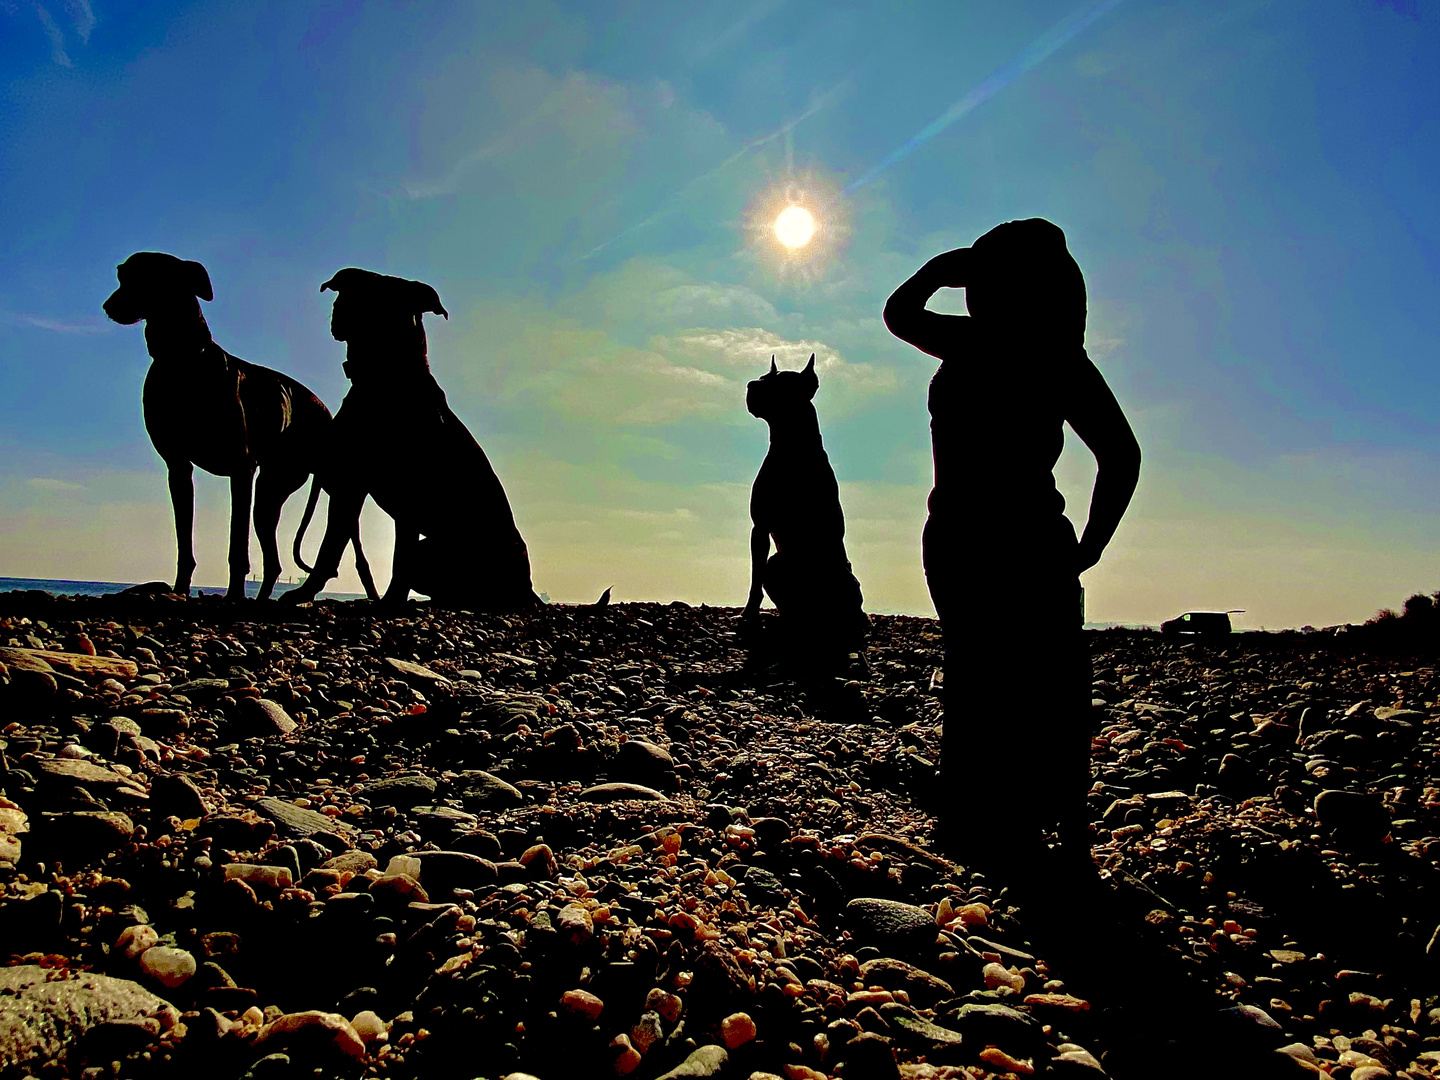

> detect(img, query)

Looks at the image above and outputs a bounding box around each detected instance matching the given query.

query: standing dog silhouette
[103,252,376,601]
[283,268,537,610]
[742,354,868,662]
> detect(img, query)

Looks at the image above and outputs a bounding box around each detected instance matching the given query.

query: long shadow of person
[886,221,1293,1075]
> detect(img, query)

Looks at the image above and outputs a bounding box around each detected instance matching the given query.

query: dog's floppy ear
[769,355,777,376]
[412,281,448,320]
[184,260,213,302]
[320,268,364,294]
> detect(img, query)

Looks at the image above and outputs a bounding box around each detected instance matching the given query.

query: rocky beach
[0,590,1436,1080]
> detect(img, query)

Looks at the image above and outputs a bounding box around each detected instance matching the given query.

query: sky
[0,0,1435,629]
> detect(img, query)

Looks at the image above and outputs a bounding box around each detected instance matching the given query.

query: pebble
[349,1010,387,1043]
[116,924,159,959]
[138,947,196,988]
[720,1011,757,1048]
[561,988,605,1021]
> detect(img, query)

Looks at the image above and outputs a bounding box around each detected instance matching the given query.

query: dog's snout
[103,286,140,325]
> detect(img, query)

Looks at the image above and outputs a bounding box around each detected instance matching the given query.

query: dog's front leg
[226,466,256,600]
[383,523,419,606]
[742,523,769,620]
[166,460,197,597]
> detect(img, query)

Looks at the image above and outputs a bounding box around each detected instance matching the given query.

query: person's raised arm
[883,249,975,360]
[1066,358,1141,574]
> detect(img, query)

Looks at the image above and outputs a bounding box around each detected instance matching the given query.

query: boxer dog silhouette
[103,252,376,601]
[741,354,868,663]
[283,268,537,610]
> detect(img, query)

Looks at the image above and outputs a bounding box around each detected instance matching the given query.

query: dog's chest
[143,361,248,468]
[752,450,838,521]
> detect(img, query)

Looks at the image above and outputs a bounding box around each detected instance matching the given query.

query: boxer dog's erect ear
[411,281,448,320]
[802,353,818,398]
[770,355,777,376]
[183,260,213,302]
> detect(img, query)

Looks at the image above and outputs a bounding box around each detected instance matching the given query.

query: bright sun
[773,205,816,249]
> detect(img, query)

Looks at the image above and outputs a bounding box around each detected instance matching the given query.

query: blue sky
[1,0,1434,627]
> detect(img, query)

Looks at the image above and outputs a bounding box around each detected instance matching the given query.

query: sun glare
[773,205,816,248]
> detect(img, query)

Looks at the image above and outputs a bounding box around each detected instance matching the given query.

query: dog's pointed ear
[804,353,816,375]
[412,282,448,320]
[769,355,777,375]
[184,261,213,302]
[803,353,819,398]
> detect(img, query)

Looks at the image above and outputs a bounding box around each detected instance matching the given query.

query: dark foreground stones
[0,594,1436,1079]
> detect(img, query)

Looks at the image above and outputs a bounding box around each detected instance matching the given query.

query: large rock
[150,773,209,820]
[947,1002,1045,1052]
[0,966,175,1074]
[857,958,954,1006]
[240,698,298,737]
[579,782,670,803]
[255,797,354,846]
[383,657,452,690]
[31,758,147,801]
[30,810,134,864]
[0,647,138,681]
[360,774,437,809]
[654,1044,729,1078]
[456,770,524,808]
[1314,789,1390,843]
[845,898,935,952]
[613,739,677,790]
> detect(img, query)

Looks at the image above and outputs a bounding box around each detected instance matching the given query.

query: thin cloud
[64,0,93,41]
[2,310,113,334]
[28,477,86,492]
[34,4,72,67]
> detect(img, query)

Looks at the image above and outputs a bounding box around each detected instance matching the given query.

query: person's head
[966,218,1085,341]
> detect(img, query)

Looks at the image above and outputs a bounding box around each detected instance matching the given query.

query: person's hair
[969,218,1086,342]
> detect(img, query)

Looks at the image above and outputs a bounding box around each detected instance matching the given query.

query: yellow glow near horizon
[773,205,816,248]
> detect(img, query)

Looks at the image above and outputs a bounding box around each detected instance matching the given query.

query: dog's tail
[292,475,323,573]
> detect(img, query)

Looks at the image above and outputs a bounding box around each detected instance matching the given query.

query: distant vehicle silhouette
[1161,610,1242,636]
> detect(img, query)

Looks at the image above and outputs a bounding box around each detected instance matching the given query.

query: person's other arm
[1067,358,1141,574]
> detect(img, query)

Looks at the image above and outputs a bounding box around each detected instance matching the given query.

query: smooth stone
[948,1002,1044,1050]
[857,958,954,1007]
[255,797,354,841]
[1314,789,1391,842]
[361,774,437,809]
[138,947,196,989]
[241,698,297,737]
[887,1012,964,1047]
[456,769,524,807]
[150,773,209,819]
[33,810,134,860]
[845,898,935,950]
[406,850,497,892]
[579,782,670,803]
[654,1044,729,1079]
[0,966,174,1073]
[320,850,378,875]
[614,740,677,789]
[252,1010,365,1060]
[31,758,144,795]
[382,657,452,688]
[556,903,594,946]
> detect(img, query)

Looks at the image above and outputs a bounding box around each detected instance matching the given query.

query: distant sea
[0,578,1159,626]
[0,577,365,601]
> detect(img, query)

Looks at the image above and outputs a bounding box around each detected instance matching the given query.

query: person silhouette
[884,218,1140,890]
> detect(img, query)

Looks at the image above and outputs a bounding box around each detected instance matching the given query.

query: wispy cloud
[33,4,71,67]
[27,477,86,492]
[64,0,93,42]
[1,310,113,334]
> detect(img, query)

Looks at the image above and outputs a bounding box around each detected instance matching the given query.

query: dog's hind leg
[351,524,380,601]
[283,487,364,604]
[253,463,308,601]
[166,459,197,598]
[226,466,257,600]
[382,523,420,605]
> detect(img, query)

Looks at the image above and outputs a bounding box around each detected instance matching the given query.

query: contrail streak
[845,0,1124,193]
[577,77,853,262]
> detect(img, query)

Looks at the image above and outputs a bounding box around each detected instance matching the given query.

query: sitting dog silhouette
[742,354,868,661]
[283,268,537,610]
[103,252,376,601]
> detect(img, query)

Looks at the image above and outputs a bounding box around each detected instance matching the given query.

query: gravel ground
[0,590,1436,1080]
